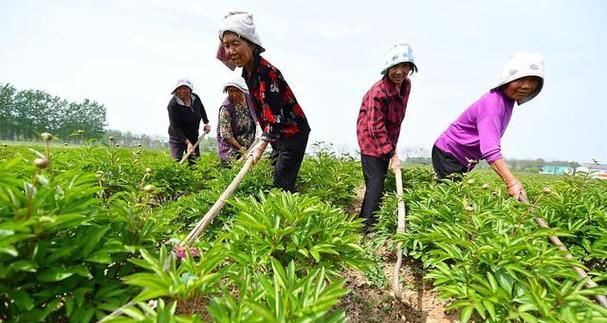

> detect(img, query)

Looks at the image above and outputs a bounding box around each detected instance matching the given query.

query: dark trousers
[270,130,309,192]
[359,154,389,231]
[431,145,467,179]
[170,142,200,166]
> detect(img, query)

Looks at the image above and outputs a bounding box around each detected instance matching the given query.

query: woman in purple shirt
[433,51,544,199]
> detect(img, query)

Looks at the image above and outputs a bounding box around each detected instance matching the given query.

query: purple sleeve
[477,115,503,163]
[476,95,505,163]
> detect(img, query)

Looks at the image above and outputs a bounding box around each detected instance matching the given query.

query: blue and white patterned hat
[381,41,418,74]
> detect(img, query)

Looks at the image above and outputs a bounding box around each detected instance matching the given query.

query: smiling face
[222,32,254,70]
[503,76,541,102]
[387,62,412,88]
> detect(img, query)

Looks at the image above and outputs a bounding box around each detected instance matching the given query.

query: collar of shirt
[381,77,409,98]
[241,55,262,85]
[174,94,196,107]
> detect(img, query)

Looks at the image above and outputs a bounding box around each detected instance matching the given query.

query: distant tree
[0,84,17,139]
[99,129,216,151]
[0,83,106,141]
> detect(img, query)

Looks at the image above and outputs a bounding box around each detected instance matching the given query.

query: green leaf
[121,305,146,320]
[460,305,474,323]
[81,224,111,257]
[519,312,539,322]
[244,300,275,322]
[39,213,87,232]
[271,257,288,289]
[9,260,37,272]
[37,265,90,282]
[482,300,496,320]
[13,290,35,311]
[0,246,18,257]
[486,272,498,293]
[132,287,172,303]
[310,249,321,262]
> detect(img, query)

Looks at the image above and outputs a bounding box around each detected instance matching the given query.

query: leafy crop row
[0,142,365,322]
[376,171,607,322]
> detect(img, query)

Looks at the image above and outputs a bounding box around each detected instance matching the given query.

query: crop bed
[1,141,605,322]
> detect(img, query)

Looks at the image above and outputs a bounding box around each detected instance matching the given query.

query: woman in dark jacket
[167,79,210,164]
[217,12,311,192]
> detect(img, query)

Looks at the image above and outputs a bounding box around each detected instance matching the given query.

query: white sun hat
[171,79,194,94]
[381,40,418,74]
[218,12,265,52]
[223,75,249,94]
[493,51,544,105]
[217,12,265,70]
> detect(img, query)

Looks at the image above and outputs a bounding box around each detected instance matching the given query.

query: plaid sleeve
[366,96,394,155]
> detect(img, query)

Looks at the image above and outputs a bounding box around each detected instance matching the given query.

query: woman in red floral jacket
[217,12,310,192]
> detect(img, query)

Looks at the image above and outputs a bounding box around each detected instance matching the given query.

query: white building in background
[576,164,607,180]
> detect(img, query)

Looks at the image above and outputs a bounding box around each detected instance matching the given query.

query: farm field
[1,141,606,322]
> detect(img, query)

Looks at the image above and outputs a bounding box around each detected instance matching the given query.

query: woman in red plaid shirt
[357,41,417,233]
[217,12,311,192]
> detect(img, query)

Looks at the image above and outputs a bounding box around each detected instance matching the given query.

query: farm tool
[181,139,267,246]
[392,164,408,300]
[178,133,207,164]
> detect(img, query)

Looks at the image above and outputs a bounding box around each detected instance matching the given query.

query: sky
[1,0,606,163]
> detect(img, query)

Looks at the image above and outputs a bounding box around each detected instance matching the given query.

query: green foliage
[382,171,607,322]
[298,142,362,209]
[207,258,348,323]
[535,175,607,273]
[124,245,224,303]
[2,141,607,323]
[0,145,224,322]
[220,191,367,275]
[0,159,132,322]
[0,143,366,322]
[102,299,204,323]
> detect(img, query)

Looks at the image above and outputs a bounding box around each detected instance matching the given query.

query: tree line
[0,83,106,141]
[102,129,217,151]
[405,156,579,172]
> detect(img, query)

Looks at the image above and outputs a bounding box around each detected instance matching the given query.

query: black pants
[170,141,200,166]
[431,145,467,179]
[270,130,309,192]
[359,154,389,231]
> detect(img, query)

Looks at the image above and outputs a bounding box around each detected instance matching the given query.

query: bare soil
[336,251,459,323]
[338,186,460,322]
